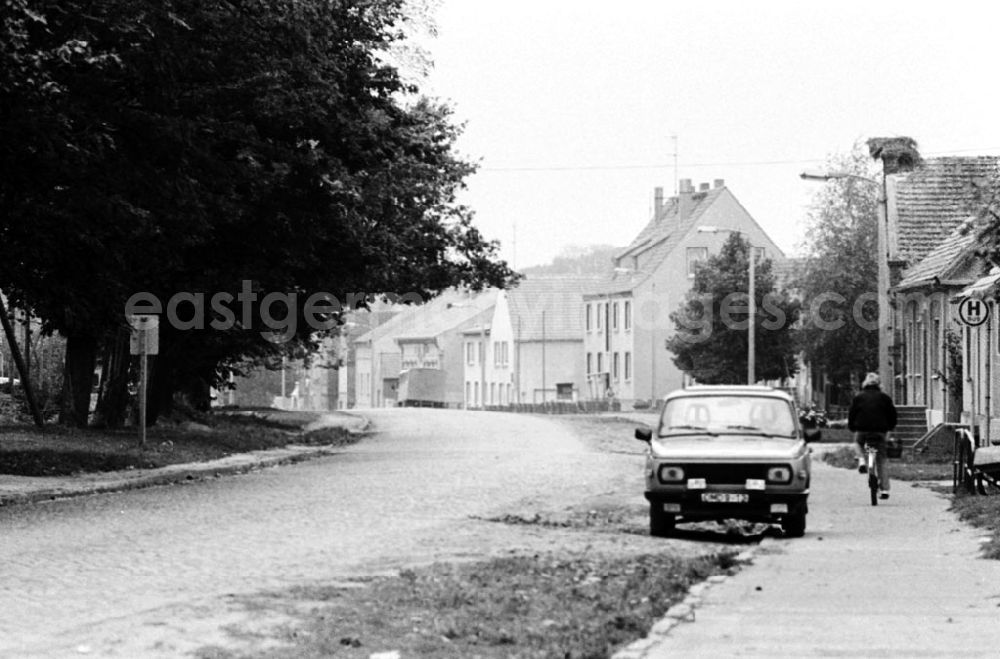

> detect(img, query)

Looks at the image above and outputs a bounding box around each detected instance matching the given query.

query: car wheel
[649,504,675,537]
[781,511,806,538]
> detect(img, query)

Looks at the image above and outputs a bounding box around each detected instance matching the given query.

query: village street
[0,409,673,656]
[2,409,1000,657]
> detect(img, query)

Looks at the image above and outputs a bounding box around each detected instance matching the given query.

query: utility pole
[541,310,546,404]
[22,310,30,382]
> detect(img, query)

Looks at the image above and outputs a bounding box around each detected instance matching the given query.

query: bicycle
[863,434,899,505]
[864,441,881,506]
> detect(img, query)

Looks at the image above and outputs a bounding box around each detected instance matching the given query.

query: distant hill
[520,244,622,277]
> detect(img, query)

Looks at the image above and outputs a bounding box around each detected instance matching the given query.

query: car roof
[664,385,793,402]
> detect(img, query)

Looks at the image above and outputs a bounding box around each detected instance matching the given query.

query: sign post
[129,315,159,446]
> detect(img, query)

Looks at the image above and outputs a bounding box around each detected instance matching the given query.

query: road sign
[958,298,990,327]
[129,314,159,355]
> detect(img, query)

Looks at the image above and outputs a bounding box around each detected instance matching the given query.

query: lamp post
[697,226,756,385]
[800,170,891,391]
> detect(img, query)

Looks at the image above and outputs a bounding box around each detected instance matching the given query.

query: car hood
[650,435,806,460]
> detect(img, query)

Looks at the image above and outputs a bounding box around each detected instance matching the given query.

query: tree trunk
[59,333,97,428]
[93,330,132,428]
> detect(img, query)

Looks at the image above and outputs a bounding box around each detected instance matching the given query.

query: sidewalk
[617,461,1000,658]
[0,411,369,507]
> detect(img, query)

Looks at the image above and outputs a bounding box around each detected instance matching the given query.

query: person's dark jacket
[848,385,897,433]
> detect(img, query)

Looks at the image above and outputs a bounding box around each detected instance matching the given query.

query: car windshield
[658,395,796,438]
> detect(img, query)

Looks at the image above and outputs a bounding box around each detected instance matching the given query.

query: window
[479,341,484,364]
[465,381,471,405]
[597,353,603,373]
[624,300,632,330]
[586,303,592,331]
[612,302,619,331]
[686,247,708,277]
[613,352,620,380]
[494,341,500,366]
[587,352,592,375]
[490,383,496,405]
[596,303,603,329]
[466,341,475,365]
[625,352,632,380]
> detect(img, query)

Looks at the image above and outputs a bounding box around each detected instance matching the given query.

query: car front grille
[683,464,771,485]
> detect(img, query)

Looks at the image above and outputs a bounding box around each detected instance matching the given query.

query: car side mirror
[803,428,821,443]
[635,426,652,443]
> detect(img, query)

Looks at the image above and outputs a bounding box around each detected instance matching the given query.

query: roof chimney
[713,178,725,189]
[699,182,710,192]
[679,178,693,194]
[654,186,663,219]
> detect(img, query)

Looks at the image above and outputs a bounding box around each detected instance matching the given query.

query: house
[353,289,493,408]
[950,268,1000,445]
[335,307,398,409]
[891,223,983,425]
[460,276,598,408]
[582,179,786,406]
[885,156,1000,438]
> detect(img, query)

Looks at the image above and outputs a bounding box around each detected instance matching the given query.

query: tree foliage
[666,234,800,384]
[794,145,880,390]
[0,0,515,426]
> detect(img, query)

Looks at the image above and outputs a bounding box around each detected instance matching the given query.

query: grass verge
[0,410,358,477]
[197,550,739,659]
[947,491,1000,560]
[820,445,952,481]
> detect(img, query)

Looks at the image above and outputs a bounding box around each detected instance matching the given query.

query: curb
[611,544,764,659]
[0,413,372,508]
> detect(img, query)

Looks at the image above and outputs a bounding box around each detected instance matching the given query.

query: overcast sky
[419,1,1000,269]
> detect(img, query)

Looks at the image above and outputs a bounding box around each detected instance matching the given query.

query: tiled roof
[616,188,724,277]
[582,188,725,297]
[354,288,493,344]
[508,275,602,341]
[894,156,998,265]
[895,221,979,290]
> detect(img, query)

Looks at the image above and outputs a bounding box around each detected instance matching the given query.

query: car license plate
[701,492,749,503]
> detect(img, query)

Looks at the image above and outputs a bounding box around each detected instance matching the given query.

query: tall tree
[667,233,800,384]
[0,0,516,427]
[795,145,880,392]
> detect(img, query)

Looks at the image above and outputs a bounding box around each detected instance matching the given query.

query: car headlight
[766,465,793,484]
[658,465,685,483]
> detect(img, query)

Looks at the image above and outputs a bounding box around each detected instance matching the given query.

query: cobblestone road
[0,409,658,656]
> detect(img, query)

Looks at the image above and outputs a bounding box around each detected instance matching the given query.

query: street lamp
[697,226,756,385]
[800,170,891,390]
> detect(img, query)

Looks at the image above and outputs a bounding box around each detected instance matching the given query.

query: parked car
[635,385,819,538]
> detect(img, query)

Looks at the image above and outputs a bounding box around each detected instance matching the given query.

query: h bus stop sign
[958,298,990,327]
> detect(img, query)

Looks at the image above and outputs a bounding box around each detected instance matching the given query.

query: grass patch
[555,415,649,455]
[948,492,1000,560]
[0,412,357,477]
[820,445,953,481]
[198,551,739,659]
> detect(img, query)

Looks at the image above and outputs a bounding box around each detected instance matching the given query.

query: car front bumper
[644,489,809,523]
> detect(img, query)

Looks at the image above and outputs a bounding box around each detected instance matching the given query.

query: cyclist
[847,372,898,499]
